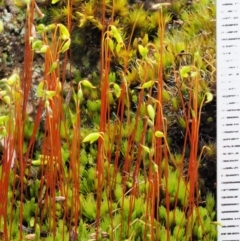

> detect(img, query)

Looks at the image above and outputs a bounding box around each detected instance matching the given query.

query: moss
[2,0,217,240]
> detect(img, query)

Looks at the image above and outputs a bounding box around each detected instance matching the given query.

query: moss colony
[0,0,216,240]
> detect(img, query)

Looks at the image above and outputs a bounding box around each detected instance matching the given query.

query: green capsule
[171,97,179,111]
[178,116,186,129]
[197,226,203,239]
[162,89,171,101]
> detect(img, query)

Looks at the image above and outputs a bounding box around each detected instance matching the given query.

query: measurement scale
[217,1,240,241]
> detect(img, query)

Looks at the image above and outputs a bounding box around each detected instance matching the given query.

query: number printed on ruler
[217,1,240,241]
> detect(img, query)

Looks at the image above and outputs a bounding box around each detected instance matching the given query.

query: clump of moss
[2,0,217,240]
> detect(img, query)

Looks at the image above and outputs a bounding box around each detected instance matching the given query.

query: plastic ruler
[217,1,240,240]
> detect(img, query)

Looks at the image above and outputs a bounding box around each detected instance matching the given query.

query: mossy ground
[0,0,216,240]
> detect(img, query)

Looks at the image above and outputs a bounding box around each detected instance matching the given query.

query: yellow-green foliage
[2,0,217,240]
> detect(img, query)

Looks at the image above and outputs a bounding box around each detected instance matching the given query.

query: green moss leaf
[206,192,215,213]
[81,194,96,221]
[159,205,166,221]
[142,34,149,46]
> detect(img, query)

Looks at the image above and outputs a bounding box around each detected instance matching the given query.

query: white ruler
[217,1,240,241]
